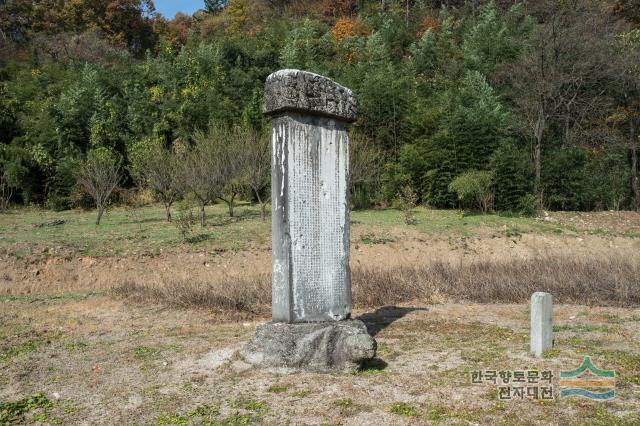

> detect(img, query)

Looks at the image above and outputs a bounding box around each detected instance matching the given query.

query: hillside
[1,0,640,214]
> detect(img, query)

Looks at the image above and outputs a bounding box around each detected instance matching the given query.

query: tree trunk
[200,203,206,227]
[228,194,235,217]
[534,100,545,207]
[254,189,268,221]
[219,193,237,218]
[261,202,267,221]
[564,114,570,148]
[164,202,172,222]
[478,195,488,215]
[405,0,409,27]
[0,178,11,211]
[631,118,639,212]
[96,205,105,225]
[534,136,541,197]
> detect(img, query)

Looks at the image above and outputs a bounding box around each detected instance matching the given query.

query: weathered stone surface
[268,70,355,324]
[254,69,373,373]
[264,69,357,122]
[241,320,376,372]
[530,292,553,357]
[271,113,351,323]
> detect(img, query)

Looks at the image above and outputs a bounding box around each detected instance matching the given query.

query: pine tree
[204,0,226,14]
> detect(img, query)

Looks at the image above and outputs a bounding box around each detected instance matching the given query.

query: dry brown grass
[111,275,271,316]
[354,256,640,307]
[111,256,640,315]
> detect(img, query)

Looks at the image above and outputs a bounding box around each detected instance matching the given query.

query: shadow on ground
[356,305,429,337]
[354,306,428,372]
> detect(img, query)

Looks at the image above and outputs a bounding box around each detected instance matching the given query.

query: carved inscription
[266,70,355,323]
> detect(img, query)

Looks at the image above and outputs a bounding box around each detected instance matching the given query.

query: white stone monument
[266,69,355,323]
[242,70,376,371]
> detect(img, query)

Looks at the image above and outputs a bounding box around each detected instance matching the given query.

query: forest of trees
[1,0,640,217]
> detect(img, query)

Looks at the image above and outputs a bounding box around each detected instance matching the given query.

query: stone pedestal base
[241,320,376,372]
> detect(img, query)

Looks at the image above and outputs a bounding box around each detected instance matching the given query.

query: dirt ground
[1,297,639,425]
[1,210,640,424]
[2,214,640,296]
[551,210,640,234]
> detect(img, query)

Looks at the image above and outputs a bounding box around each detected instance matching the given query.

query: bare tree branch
[77,149,123,225]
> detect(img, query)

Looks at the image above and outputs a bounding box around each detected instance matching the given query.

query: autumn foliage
[2,0,640,214]
[416,15,440,37]
[331,17,368,41]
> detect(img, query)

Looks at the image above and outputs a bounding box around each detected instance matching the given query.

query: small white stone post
[530,292,553,357]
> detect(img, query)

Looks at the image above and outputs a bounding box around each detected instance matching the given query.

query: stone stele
[241,69,376,371]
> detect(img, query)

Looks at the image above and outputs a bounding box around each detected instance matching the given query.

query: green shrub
[45,193,72,211]
[396,185,418,225]
[448,170,495,214]
[518,193,538,217]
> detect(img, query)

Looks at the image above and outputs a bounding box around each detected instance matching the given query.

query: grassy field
[1,202,638,257]
[1,204,640,425]
[0,203,271,257]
